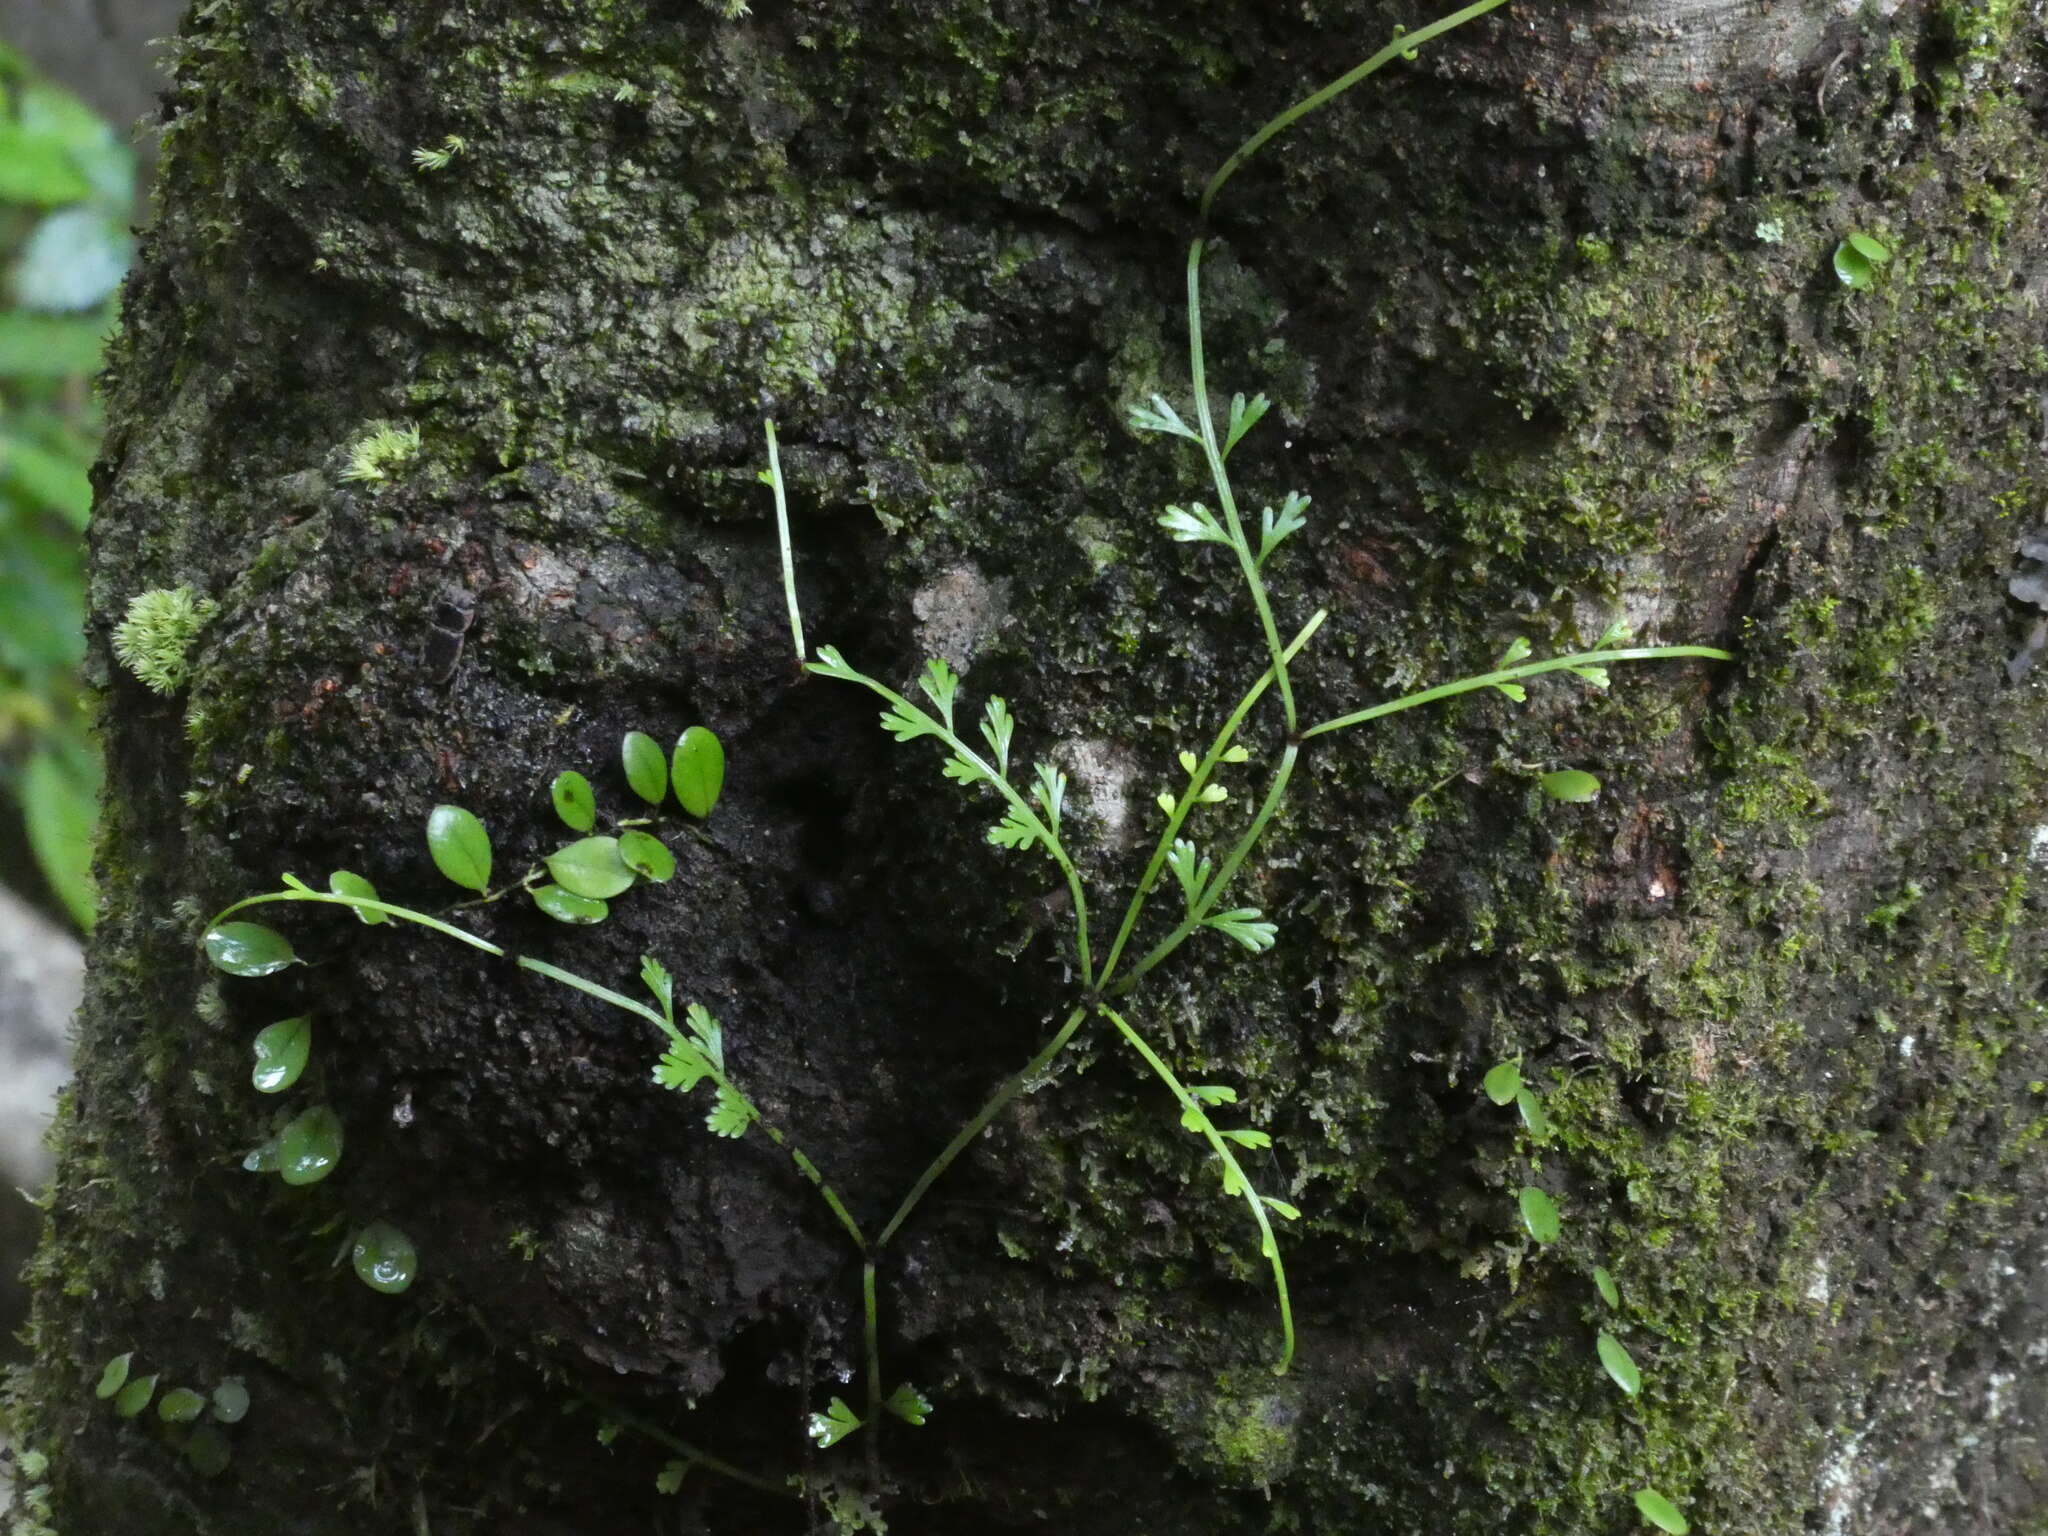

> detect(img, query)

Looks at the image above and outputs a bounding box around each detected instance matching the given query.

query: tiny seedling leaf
[810,644,858,679]
[1129,392,1199,440]
[113,1374,158,1419]
[880,701,940,743]
[942,752,987,786]
[1832,237,1883,290]
[1482,1060,1522,1105]
[1032,762,1067,833]
[205,922,298,977]
[807,1396,863,1448]
[656,1460,688,1495]
[981,697,1015,776]
[918,657,960,727]
[251,1016,312,1093]
[426,804,492,892]
[1846,230,1892,264]
[278,1105,344,1186]
[1634,1489,1690,1534]
[1597,618,1632,648]
[211,1379,251,1424]
[1496,636,1534,667]
[706,1084,753,1138]
[1206,908,1278,953]
[532,884,609,924]
[546,836,637,900]
[618,830,677,882]
[641,955,675,1019]
[1224,391,1271,455]
[1221,1127,1273,1150]
[95,1353,131,1399]
[329,869,387,923]
[885,1383,933,1426]
[684,1003,724,1067]
[1158,502,1231,545]
[1188,1084,1238,1107]
[1516,1087,1554,1143]
[1518,1186,1562,1243]
[621,730,668,804]
[1264,1197,1302,1221]
[158,1387,207,1423]
[1596,1330,1642,1396]
[1177,749,1199,775]
[242,1138,280,1173]
[352,1220,419,1294]
[1594,1265,1621,1308]
[989,806,1038,851]
[654,1042,714,1093]
[1257,491,1311,565]
[1569,664,1611,690]
[672,726,725,818]
[1540,769,1602,804]
[551,771,596,832]
[1167,840,1214,909]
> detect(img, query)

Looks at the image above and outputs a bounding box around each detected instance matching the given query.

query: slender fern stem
[1302,646,1733,739]
[876,1004,1089,1250]
[585,1398,794,1497]
[1098,1004,1294,1374]
[206,889,506,957]
[1095,609,1326,991]
[764,420,806,665]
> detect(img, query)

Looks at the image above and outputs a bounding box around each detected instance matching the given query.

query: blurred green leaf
[12,208,130,312]
[22,744,96,929]
[0,125,92,204]
[0,430,93,528]
[0,309,109,375]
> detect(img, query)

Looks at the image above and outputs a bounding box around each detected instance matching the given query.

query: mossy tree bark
[23,1,2048,1532]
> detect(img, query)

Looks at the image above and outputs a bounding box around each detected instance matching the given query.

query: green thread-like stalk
[206,889,506,958]
[1302,646,1733,739]
[876,1003,1089,1250]
[764,420,806,666]
[1099,1004,1294,1374]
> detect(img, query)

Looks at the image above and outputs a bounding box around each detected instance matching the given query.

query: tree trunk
[23,1,2048,1532]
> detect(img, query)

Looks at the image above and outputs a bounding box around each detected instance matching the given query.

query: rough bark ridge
[20,1,2048,1532]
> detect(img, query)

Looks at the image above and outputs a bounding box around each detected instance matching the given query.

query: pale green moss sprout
[339,422,422,484]
[112,586,217,694]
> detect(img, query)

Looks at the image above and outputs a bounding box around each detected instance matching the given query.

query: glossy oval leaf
[204,922,298,977]
[551,770,596,832]
[1482,1060,1521,1105]
[184,1424,233,1478]
[1634,1489,1690,1534]
[277,1105,344,1186]
[329,869,388,924]
[1832,240,1874,289]
[94,1352,131,1399]
[1845,230,1892,264]
[1594,1265,1621,1308]
[545,836,637,900]
[251,1016,312,1093]
[352,1221,419,1294]
[1596,1330,1642,1396]
[242,1137,280,1174]
[211,1379,251,1425]
[1540,769,1602,804]
[158,1386,207,1423]
[113,1373,157,1419]
[1516,1087,1554,1143]
[1519,1186,1562,1244]
[622,731,667,805]
[532,884,609,924]
[618,830,676,883]
[426,805,492,892]
[672,726,725,818]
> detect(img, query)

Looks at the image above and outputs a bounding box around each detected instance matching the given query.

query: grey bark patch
[911,564,1009,673]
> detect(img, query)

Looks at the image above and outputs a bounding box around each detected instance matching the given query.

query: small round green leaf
[532,884,609,924]
[242,1137,280,1173]
[1594,1265,1621,1308]
[184,1424,233,1478]
[277,1105,343,1186]
[95,1352,132,1399]
[204,922,298,977]
[329,869,387,923]
[1540,769,1601,803]
[426,805,492,892]
[352,1221,419,1294]
[1516,1087,1554,1142]
[671,726,725,818]
[251,1016,312,1093]
[622,731,668,805]
[545,836,637,900]
[618,830,676,883]
[1845,230,1891,264]
[1596,1330,1642,1396]
[211,1379,250,1424]
[1482,1060,1521,1105]
[551,770,596,832]
[1634,1488,1690,1534]
[113,1374,157,1418]
[1518,1186,1562,1244]
[158,1387,207,1423]
[1832,240,1873,289]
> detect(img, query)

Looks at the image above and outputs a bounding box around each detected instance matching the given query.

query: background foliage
[0,38,131,932]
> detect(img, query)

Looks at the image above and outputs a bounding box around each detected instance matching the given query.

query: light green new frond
[113,586,218,695]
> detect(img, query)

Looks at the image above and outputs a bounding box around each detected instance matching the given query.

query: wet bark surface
[21,2,2048,1532]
